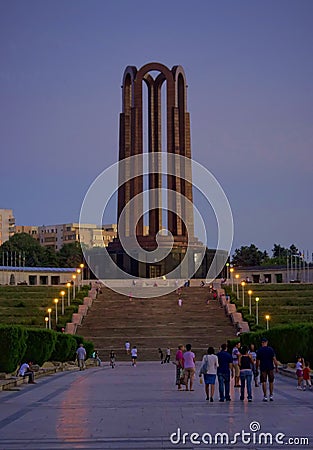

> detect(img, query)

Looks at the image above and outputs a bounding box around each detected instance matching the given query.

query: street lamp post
[72,275,76,299]
[248,290,253,315]
[235,274,240,299]
[80,263,84,286]
[45,316,49,329]
[241,281,246,307]
[255,297,260,325]
[230,268,234,292]
[60,290,65,315]
[47,308,52,329]
[226,263,230,282]
[54,298,59,325]
[265,314,270,330]
[76,269,81,292]
[66,282,71,306]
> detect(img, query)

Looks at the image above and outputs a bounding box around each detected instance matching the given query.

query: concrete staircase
[77,286,236,361]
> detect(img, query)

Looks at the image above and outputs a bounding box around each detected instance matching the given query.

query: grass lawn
[227,283,313,329]
[0,285,85,329]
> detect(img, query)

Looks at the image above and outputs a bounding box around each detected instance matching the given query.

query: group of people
[295,356,312,390]
[125,341,138,366]
[175,338,282,402]
[158,347,171,364]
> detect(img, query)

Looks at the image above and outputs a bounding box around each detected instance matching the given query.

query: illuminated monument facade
[107,62,217,278]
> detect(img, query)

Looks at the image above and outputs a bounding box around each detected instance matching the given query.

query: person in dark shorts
[256,337,278,402]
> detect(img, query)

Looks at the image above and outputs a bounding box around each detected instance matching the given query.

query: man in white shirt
[18,361,36,384]
[76,344,87,370]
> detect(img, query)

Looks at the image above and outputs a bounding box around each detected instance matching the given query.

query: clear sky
[0,0,312,256]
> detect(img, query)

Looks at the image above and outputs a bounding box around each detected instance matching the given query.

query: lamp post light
[45,316,49,329]
[235,274,240,299]
[80,263,84,286]
[248,290,253,315]
[72,274,76,299]
[60,290,65,315]
[255,297,260,325]
[47,308,52,329]
[76,269,81,292]
[241,281,246,307]
[265,314,270,330]
[54,298,59,325]
[230,268,234,292]
[226,262,230,281]
[66,282,71,306]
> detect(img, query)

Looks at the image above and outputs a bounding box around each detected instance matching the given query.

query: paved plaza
[0,361,312,449]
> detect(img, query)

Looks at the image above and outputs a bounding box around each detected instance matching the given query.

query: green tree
[0,233,51,267]
[232,244,265,267]
[58,242,83,268]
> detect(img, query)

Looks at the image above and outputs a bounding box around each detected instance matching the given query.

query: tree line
[0,233,83,268]
[231,243,307,267]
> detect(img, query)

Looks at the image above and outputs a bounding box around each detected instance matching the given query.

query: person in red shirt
[175,345,185,390]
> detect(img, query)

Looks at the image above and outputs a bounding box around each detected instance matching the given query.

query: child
[109,350,116,368]
[295,356,304,390]
[131,346,138,366]
[303,361,312,390]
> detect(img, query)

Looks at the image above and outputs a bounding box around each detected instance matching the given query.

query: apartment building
[0,209,15,246]
[38,223,117,250]
[15,225,39,240]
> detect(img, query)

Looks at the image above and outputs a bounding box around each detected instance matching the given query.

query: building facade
[0,209,15,246]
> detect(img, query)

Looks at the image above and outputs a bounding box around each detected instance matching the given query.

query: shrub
[71,334,94,359]
[23,328,57,366]
[0,325,28,373]
[50,333,77,362]
[240,323,313,363]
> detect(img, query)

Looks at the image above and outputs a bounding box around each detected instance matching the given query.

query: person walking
[131,346,138,366]
[199,347,219,402]
[238,345,254,402]
[249,343,259,387]
[175,344,185,390]
[295,356,304,390]
[183,344,196,391]
[164,347,171,363]
[303,361,312,390]
[158,348,164,364]
[110,350,116,368]
[256,337,278,402]
[217,343,233,402]
[125,341,131,355]
[76,343,87,371]
[232,342,241,387]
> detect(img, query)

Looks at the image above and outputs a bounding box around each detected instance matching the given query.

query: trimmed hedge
[23,328,57,366]
[0,325,95,373]
[51,333,77,362]
[0,325,28,373]
[239,323,313,363]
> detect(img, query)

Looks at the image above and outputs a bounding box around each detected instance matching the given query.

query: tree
[58,242,83,268]
[232,244,265,267]
[0,233,50,267]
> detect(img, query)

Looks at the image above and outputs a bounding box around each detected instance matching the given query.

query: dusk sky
[1,0,312,256]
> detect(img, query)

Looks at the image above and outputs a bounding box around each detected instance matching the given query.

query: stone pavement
[0,361,312,450]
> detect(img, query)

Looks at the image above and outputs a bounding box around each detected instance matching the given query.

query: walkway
[0,362,312,449]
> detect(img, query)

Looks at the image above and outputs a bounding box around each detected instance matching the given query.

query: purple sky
[0,0,312,256]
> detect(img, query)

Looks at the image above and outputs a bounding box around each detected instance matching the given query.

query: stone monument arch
[107,63,216,279]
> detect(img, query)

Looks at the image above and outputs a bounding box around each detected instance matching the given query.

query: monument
[80,62,231,284]
[106,62,221,279]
